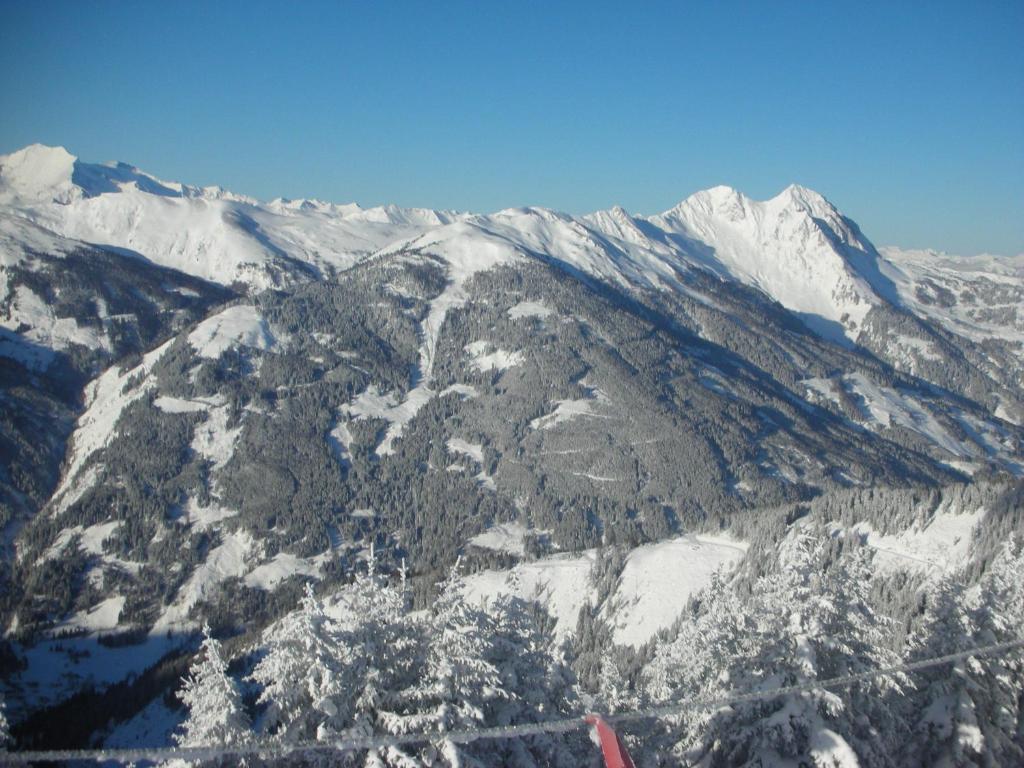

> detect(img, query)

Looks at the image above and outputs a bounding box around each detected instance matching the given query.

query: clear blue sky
[1,1,1021,254]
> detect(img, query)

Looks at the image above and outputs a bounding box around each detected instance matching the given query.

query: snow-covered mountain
[3,143,1019,371]
[0,144,464,290]
[1,144,1022,756]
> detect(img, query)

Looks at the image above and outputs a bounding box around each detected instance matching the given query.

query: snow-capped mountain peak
[645,184,884,342]
[0,144,80,203]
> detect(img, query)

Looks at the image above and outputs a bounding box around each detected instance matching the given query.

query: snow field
[609,534,748,647]
[464,339,525,372]
[463,532,747,646]
[187,304,280,359]
[508,300,553,320]
[530,380,611,430]
[467,522,535,556]
[850,504,985,575]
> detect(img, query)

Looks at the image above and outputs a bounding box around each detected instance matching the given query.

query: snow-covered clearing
[327,418,354,466]
[1,285,110,365]
[468,522,535,557]
[446,437,496,490]
[464,340,525,372]
[440,382,479,399]
[187,304,281,359]
[851,505,984,575]
[609,534,748,647]
[343,384,435,456]
[42,520,121,561]
[190,403,243,481]
[530,382,611,430]
[508,300,553,320]
[802,377,841,406]
[244,552,326,590]
[177,496,238,531]
[56,595,125,634]
[464,532,747,645]
[463,551,597,639]
[151,531,253,633]
[845,373,967,457]
[447,438,485,464]
[153,395,222,414]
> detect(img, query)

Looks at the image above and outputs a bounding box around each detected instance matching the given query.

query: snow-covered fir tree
[484,582,582,766]
[0,689,9,751]
[250,583,356,746]
[903,538,1024,767]
[375,562,508,766]
[643,531,906,767]
[346,562,577,767]
[175,625,250,765]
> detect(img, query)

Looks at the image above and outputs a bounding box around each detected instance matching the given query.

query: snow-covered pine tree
[249,583,355,747]
[377,563,507,767]
[597,647,635,716]
[175,625,251,761]
[484,580,582,766]
[900,572,987,767]
[903,538,1024,767]
[643,532,906,767]
[330,552,423,762]
[0,689,9,751]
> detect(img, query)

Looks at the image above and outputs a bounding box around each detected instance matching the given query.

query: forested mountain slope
[0,144,1021,759]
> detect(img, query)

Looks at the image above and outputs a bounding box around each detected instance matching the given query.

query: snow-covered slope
[879,246,1024,357]
[647,185,889,343]
[4,143,1020,368]
[0,144,463,290]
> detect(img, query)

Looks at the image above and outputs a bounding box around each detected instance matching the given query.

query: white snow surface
[465,340,525,372]
[447,438,485,464]
[530,381,611,430]
[1,281,110,369]
[844,372,966,456]
[57,595,125,634]
[468,522,534,556]
[151,530,253,633]
[610,534,749,647]
[153,395,218,414]
[852,504,985,575]
[187,304,280,358]
[508,300,554,320]
[190,401,244,482]
[9,143,1017,359]
[177,496,239,531]
[463,532,747,645]
[244,552,326,590]
[446,438,496,491]
[463,550,597,639]
[802,373,1019,466]
[51,338,174,511]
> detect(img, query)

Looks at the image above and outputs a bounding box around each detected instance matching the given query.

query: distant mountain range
[1,143,1021,738]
